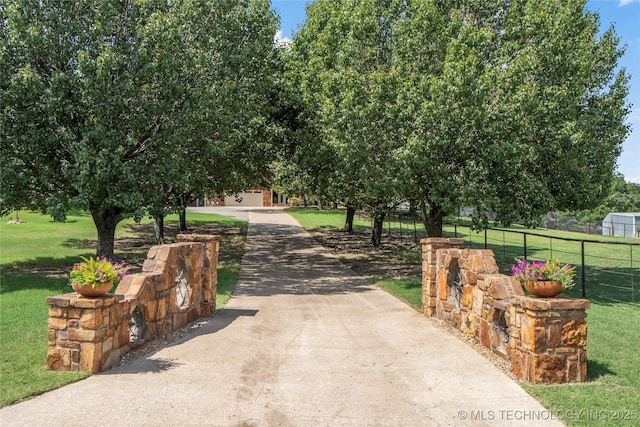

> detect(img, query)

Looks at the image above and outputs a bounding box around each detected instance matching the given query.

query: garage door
[224,191,264,206]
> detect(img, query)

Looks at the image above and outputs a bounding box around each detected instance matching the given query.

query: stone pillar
[47,293,127,373]
[420,238,464,316]
[177,234,221,316]
[509,297,590,384]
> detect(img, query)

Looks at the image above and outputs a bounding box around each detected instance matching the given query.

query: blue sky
[271,0,640,183]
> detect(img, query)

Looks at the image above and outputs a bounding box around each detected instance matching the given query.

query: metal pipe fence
[378,212,639,306]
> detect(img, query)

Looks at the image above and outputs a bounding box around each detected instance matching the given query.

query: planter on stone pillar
[523,280,564,298]
[512,258,575,299]
[68,257,131,298]
[72,281,113,297]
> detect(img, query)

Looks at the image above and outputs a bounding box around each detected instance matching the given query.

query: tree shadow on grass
[2,217,247,285]
[61,239,96,249]
[0,272,70,295]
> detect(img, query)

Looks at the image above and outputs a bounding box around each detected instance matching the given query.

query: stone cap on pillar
[177,234,221,243]
[517,296,590,311]
[420,237,465,247]
[47,293,124,308]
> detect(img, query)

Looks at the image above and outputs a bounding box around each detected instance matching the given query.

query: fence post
[631,244,635,304]
[454,223,458,238]
[581,240,586,298]
[523,233,527,260]
[484,228,488,249]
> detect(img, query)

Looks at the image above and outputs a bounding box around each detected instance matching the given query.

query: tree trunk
[153,214,165,244]
[371,211,386,247]
[90,203,124,258]
[419,198,444,237]
[316,189,324,210]
[179,207,188,232]
[344,206,356,233]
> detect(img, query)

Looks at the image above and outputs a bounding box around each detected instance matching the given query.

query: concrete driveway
[0,209,562,426]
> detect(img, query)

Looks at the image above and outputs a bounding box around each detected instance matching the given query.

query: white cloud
[619,0,640,6]
[274,30,291,48]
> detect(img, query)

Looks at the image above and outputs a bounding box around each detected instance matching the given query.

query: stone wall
[421,238,590,384]
[47,234,220,373]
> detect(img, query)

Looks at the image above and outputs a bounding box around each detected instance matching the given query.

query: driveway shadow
[235,220,374,297]
[103,308,258,375]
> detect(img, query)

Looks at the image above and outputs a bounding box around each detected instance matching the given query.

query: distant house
[204,186,288,207]
[602,213,640,238]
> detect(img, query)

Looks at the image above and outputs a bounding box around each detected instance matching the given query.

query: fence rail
[377,213,639,306]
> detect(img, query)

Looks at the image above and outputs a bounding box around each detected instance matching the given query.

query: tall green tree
[290,0,404,246]
[1,0,278,256]
[393,0,631,235]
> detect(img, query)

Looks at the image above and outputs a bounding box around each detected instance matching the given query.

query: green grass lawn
[287,207,640,426]
[0,210,246,407]
[524,303,640,426]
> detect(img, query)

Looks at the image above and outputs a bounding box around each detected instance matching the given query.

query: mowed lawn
[287,207,640,426]
[0,210,246,407]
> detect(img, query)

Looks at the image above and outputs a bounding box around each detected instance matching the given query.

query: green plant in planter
[69,256,130,289]
[511,258,576,290]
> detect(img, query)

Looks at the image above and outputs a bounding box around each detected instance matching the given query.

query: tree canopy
[1,0,279,256]
[283,0,631,240]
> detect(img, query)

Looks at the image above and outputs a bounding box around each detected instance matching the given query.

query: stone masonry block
[80,309,102,329]
[484,256,500,273]
[437,271,450,301]
[47,348,71,371]
[561,320,588,347]
[461,269,477,285]
[142,259,157,272]
[80,342,103,373]
[519,297,590,312]
[479,318,490,348]
[70,297,105,309]
[532,353,566,384]
[487,280,510,300]
[509,277,525,296]
[548,322,562,348]
[461,285,473,308]
[472,287,484,316]
[48,317,68,331]
[145,300,159,322]
[68,308,82,319]
[46,294,74,307]
[49,306,64,318]
[510,348,530,381]
[578,349,587,382]
[520,316,546,353]
[156,246,176,264]
[68,327,98,342]
[471,254,486,272]
[146,245,160,260]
